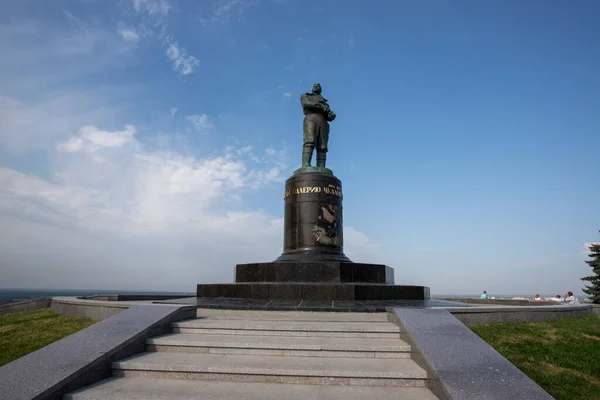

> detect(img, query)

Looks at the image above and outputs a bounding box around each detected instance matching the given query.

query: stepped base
[196,283,430,301]
[235,262,394,284]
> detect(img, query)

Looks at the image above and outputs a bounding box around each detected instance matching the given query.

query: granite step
[64,377,440,399]
[112,352,428,387]
[147,333,411,358]
[171,319,402,338]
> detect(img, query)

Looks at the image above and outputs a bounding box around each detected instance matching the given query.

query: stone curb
[391,308,555,400]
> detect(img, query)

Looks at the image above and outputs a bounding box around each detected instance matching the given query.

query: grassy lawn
[471,316,600,400]
[0,308,95,367]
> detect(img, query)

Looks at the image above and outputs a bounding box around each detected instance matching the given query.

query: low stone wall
[80,295,120,301]
[448,304,593,326]
[51,297,136,321]
[0,297,52,314]
[438,297,557,306]
[83,294,192,301]
[50,296,195,321]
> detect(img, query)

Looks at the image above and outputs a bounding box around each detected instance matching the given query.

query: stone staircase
[64,310,439,399]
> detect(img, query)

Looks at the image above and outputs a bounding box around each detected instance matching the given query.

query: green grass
[471,316,600,400]
[0,308,95,367]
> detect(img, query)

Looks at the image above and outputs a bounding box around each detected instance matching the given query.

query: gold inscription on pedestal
[284,185,342,199]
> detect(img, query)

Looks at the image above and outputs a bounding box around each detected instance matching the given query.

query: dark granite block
[301,284,338,300]
[269,283,303,299]
[236,262,344,283]
[338,263,353,282]
[234,264,260,282]
[196,284,219,298]
[390,285,425,300]
[352,263,393,284]
[197,283,429,300]
[235,261,395,284]
[354,284,383,300]
[334,284,355,300]
[275,263,297,281]
[262,266,277,282]
[312,262,340,282]
[249,284,270,298]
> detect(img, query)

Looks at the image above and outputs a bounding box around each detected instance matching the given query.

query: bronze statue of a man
[300,83,336,168]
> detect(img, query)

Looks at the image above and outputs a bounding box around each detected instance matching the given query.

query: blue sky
[0,0,598,296]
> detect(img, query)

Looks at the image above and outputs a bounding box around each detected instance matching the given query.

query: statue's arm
[301,94,329,113]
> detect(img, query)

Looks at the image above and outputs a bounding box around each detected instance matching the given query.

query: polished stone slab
[156,297,471,312]
[196,282,429,301]
[235,262,394,284]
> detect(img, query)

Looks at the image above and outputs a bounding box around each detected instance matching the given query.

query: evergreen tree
[582,233,600,304]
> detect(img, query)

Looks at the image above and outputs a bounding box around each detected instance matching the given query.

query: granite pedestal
[197,171,430,301]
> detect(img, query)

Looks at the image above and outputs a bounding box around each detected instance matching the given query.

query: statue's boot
[316,151,326,168]
[302,148,313,167]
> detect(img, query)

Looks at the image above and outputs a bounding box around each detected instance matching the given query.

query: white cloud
[200,0,260,26]
[282,92,291,99]
[170,107,178,116]
[128,0,198,76]
[132,0,171,16]
[119,28,141,42]
[1,122,289,242]
[166,42,199,75]
[57,125,136,153]
[0,116,304,291]
[2,120,288,233]
[185,114,213,133]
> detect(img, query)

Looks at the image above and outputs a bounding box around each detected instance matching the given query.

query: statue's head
[312,83,322,94]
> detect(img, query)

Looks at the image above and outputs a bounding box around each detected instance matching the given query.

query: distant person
[534,294,542,301]
[564,291,580,304]
[480,291,489,299]
[550,295,562,302]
